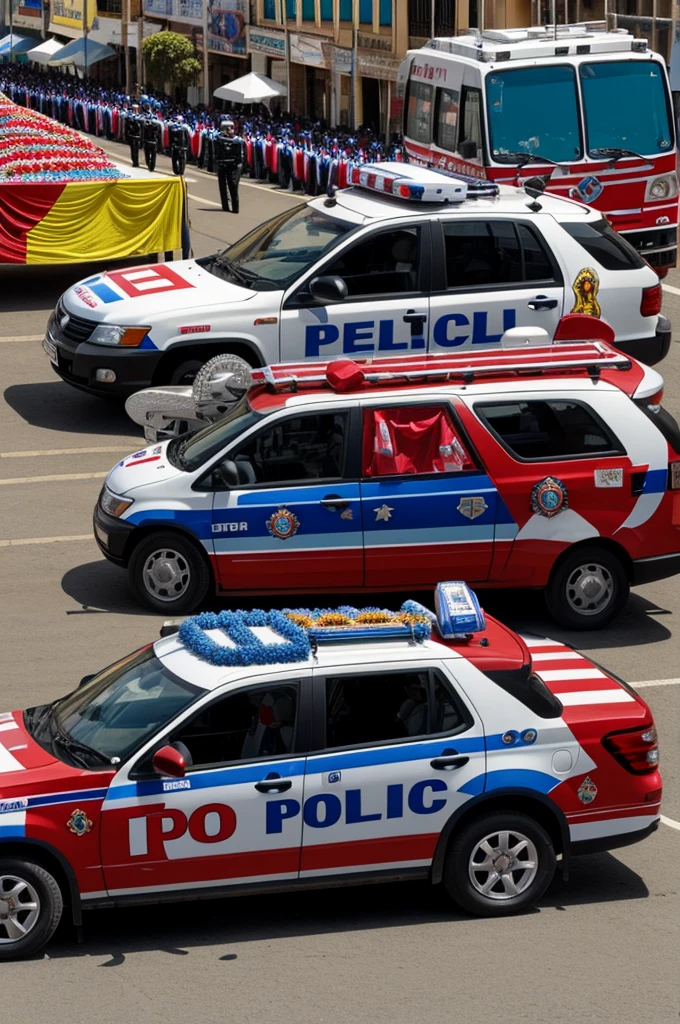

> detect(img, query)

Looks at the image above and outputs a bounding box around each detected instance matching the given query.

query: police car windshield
[213,204,352,290]
[50,647,199,764]
[177,397,263,472]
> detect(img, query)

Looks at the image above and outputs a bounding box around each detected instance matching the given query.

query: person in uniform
[141,98,160,172]
[214,119,244,213]
[125,103,142,167]
[169,114,189,176]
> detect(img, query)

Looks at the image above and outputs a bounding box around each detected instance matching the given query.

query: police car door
[428,218,564,352]
[279,224,431,362]
[100,672,311,896]
[359,399,496,587]
[209,404,363,590]
[299,660,486,881]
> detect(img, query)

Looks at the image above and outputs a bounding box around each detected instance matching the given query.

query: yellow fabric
[25,177,183,264]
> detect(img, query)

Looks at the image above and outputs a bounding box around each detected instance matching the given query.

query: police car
[93,336,680,629]
[0,584,662,959]
[43,162,670,398]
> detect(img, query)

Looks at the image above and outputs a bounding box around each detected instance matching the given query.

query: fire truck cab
[399,23,678,271]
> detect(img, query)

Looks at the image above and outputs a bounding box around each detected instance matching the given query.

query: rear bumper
[631,549,680,586]
[93,502,136,566]
[570,817,659,856]
[614,315,671,366]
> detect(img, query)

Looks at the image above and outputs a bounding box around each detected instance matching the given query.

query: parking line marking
[0,472,106,485]
[0,534,92,547]
[633,678,680,688]
[0,334,44,343]
[662,282,680,297]
[661,815,680,831]
[0,446,127,459]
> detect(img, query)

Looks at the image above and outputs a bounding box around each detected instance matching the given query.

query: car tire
[128,531,212,614]
[168,360,205,387]
[545,545,629,630]
[443,812,555,917]
[0,858,64,960]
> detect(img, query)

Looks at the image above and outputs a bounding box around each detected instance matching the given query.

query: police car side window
[444,221,522,288]
[324,227,421,298]
[324,671,470,749]
[227,412,348,486]
[476,400,623,460]
[167,684,299,768]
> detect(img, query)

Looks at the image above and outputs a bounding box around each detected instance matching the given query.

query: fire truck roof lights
[348,162,469,204]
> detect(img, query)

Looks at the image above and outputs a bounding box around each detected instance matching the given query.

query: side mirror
[152,744,186,778]
[458,139,478,161]
[79,674,96,689]
[215,459,239,489]
[309,275,348,304]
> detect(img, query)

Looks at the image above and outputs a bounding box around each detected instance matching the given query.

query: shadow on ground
[39,852,648,964]
[4,381,138,437]
[0,258,153,314]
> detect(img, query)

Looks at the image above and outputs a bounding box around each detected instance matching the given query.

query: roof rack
[252,342,632,395]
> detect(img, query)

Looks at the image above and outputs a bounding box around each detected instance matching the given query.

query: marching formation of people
[0,63,403,212]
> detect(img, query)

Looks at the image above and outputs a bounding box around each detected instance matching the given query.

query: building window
[360,0,372,23]
[339,0,352,19]
[263,0,276,18]
[286,0,297,19]
[302,0,315,17]
[379,0,392,25]
[321,0,333,18]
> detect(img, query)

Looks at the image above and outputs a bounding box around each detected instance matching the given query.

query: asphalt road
[0,141,678,1023]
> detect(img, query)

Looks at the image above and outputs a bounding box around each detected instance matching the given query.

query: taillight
[603,724,660,774]
[640,283,662,317]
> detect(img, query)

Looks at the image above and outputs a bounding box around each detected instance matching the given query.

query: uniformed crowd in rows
[0,63,402,212]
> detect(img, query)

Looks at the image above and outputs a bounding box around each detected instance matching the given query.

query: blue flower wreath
[178,609,311,667]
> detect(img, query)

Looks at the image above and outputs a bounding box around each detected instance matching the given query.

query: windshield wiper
[494,152,565,168]
[48,707,112,769]
[590,147,649,164]
[213,255,259,286]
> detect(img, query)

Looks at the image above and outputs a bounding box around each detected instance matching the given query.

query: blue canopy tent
[48,37,114,70]
[0,33,39,59]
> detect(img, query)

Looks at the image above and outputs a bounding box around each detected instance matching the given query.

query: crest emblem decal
[577,775,598,805]
[458,496,488,520]
[67,808,93,836]
[531,476,568,519]
[570,266,601,318]
[266,507,300,540]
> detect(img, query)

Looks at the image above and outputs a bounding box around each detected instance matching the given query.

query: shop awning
[48,37,114,69]
[26,37,67,65]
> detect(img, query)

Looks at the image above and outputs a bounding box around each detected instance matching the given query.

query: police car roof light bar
[253,343,632,395]
[348,163,470,204]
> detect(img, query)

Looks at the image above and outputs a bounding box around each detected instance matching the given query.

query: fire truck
[399,23,678,273]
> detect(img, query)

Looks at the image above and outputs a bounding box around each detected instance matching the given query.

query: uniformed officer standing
[168,114,189,176]
[214,119,244,213]
[125,103,142,167]
[141,99,160,172]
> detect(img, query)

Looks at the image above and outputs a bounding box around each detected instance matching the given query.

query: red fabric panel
[0,183,66,264]
[554,314,615,344]
[363,405,474,476]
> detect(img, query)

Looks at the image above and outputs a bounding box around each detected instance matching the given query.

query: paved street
[0,139,678,1023]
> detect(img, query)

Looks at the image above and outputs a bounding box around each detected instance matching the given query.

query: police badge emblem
[458,497,488,520]
[531,476,568,518]
[67,808,93,836]
[266,507,300,540]
[577,776,598,805]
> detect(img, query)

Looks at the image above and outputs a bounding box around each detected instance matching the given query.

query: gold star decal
[374,504,394,522]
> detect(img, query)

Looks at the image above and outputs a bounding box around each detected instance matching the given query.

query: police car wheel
[0,859,63,960]
[545,545,629,630]
[129,531,211,613]
[444,812,555,916]
[169,360,205,387]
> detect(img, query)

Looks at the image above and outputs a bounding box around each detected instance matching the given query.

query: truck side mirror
[459,140,478,161]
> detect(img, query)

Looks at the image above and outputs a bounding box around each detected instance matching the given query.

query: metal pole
[9,0,13,64]
[136,8,143,94]
[84,0,89,77]
[553,0,557,38]
[123,0,131,94]
[352,0,358,129]
[430,0,435,38]
[385,77,391,147]
[202,0,209,106]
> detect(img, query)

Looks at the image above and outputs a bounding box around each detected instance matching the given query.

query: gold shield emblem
[571,267,601,317]
[457,497,488,520]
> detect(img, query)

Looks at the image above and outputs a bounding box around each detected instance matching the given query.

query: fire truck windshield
[486,65,582,164]
[579,60,672,157]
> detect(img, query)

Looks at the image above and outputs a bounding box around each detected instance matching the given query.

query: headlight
[100,487,133,518]
[89,325,151,347]
[646,173,678,201]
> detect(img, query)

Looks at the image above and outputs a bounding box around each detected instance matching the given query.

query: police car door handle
[430,754,470,770]
[527,295,558,311]
[403,310,427,337]
[255,777,292,793]
[321,494,349,512]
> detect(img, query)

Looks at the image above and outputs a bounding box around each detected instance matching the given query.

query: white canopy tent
[48,37,114,70]
[213,72,287,104]
[25,38,66,65]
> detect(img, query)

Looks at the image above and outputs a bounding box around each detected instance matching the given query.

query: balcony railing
[408,0,456,38]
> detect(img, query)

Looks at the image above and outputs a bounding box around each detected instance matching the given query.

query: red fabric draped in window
[363,406,474,476]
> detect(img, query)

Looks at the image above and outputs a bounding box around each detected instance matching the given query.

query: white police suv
[43,163,669,398]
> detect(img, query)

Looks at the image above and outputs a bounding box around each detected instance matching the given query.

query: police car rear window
[633,401,680,454]
[485,667,563,719]
[560,218,646,271]
[476,399,623,461]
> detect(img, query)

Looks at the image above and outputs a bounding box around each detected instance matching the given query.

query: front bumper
[622,225,677,270]
[45,315,163,398]
[93,501,137,566]
[614,314,671,366]
[631,549,680,586]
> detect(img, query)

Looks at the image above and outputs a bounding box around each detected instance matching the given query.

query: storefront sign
[12,0,42,30]
[143,0,202,21]
[247,25,285,58]
[357,31,392,52]
[50,0,96,31]
[290,32,328,68]
[207,0,248,55]
[357,51,401,80]
[326,44,353,74]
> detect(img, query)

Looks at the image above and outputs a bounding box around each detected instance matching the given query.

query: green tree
[142,31,202,92]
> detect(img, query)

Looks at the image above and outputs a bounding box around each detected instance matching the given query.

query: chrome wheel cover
[142,548,191,602]
[468,829,539,901]
[565,561,614,617]
[0,874,41,944]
